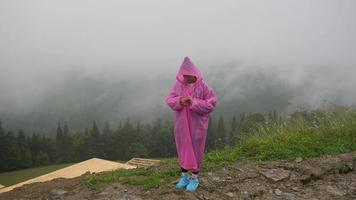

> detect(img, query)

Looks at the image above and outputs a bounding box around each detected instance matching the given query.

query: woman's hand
[180,96,192,106]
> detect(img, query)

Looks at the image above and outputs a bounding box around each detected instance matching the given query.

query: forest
[0,110,282,173]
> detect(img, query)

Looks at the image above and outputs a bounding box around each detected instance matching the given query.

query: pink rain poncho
[166,57,218,172]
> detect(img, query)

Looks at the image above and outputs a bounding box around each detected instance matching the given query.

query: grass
[86,106,356,190]
[0,163,73,187]
[86,158,180,190]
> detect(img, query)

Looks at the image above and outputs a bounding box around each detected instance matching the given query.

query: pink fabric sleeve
[190,84,217,115]
[166,83,184,111]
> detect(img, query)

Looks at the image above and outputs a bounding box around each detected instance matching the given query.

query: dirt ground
[0,151,355,200]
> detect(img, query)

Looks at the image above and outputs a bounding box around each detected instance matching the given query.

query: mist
[0,0,355,133]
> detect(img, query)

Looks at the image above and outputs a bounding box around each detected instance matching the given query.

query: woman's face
[183,75,197,84]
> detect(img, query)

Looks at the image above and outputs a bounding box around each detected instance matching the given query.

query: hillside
[0,151,355,200]
[0,106,355,199]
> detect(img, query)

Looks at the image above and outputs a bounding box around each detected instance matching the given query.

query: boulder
[259,168,291,182]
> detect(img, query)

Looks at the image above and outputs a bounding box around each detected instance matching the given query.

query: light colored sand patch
[0,158,136,194]
[0,184,4,189]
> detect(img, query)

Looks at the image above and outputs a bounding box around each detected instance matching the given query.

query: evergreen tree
[56,122,64,162]
[206,117,217,151]
[102,121,113,159]
[62,121,74,162]
[149,120,175,158]
[230,114,238,145]
[40,135,58,163]
[35,151,49,166]
[216,116,226,149]
[88,120,103,158]
[30,133,42,166]
[90,120,100,137]
[102,121,112,136]
[1,131,21,171]
[0,120,5,171]
[16,129,32,168]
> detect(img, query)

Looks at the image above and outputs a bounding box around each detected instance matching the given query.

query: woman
[165,56,218,192]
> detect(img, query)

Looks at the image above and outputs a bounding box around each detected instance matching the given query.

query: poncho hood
[176,56,203,84]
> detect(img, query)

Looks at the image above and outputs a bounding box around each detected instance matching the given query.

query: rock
[124,188,128,192]
[199,194,210,200]
[301,167,324,184]
[353,156,356,173]
[50,189,67,196]
[171,179,179,184]
[212,176,220,182]
[274,189,282,196]
[256,186,266,196]
[112,183,120,189]
[207,172,213,176]
[226,192,234,197]
[196,194,205,200]
[338,162,352,174]
[300,175,312,185]
[259,168,291,182]
[295,157,303,163]
[226,176,232,180]
[310,167,324,178]
[282,192,296,200]
[326,185,345,196]
[99,191,109,195]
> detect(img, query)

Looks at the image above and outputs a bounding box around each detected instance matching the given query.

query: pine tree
[17,129,32,168]
[1,131,21,171]
[230,114,238,145]
[56,122,65,162]
[0,120,4,136]
[216,116,226,149]
[206,117,217,151]
[0,120,5,171]
[63,121,69,136]
[30,133,42,166]
[35,151,49,166]
[102,121,113,159]
[88,120,103,158]
[62,121,74,162]
[91,120,100,137]
[102,121,112,136]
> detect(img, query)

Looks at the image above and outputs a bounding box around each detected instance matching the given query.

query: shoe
[176,174,190,189]
[186,177,199,192]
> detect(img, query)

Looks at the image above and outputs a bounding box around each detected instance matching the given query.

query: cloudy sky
[1,0,355,68]
[0,0,356,131]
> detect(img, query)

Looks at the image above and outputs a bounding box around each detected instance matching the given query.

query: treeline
[0,110,283,173]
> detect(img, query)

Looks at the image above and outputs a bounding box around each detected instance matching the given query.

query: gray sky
[1,0,355,70]
[0,0,356,127]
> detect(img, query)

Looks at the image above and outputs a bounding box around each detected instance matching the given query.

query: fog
[0,0,355,133]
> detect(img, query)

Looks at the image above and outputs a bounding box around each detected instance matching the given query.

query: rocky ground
[1,151,355,200]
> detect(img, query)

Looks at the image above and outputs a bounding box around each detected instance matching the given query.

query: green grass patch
[86,158,179,190]
[0,163,73,187]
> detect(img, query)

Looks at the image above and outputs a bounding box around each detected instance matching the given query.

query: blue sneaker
[176,174,190,189]
[186,177,199,192]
